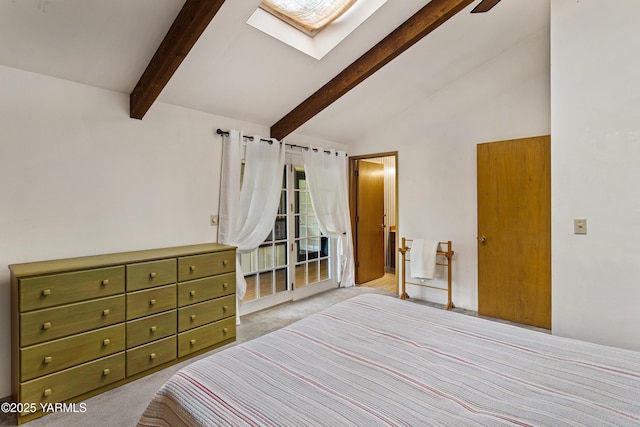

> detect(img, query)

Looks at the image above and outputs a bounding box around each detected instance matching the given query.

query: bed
[138,294,640,426]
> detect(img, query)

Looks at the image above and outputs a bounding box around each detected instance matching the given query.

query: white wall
[0,63,347,398]
[551,0,640,350]
[347,28,551,310]
[0,65,271,398]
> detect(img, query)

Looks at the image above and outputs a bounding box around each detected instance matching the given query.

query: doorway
[477,136,551,329]
[349,153,398,294]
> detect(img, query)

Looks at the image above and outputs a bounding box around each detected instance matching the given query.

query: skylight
[247,0,387,60]
[260,0,357,36]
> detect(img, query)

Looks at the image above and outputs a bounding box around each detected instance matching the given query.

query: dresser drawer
[178,317,235,358]
[20,295,125,347]
[20,352,125,406]
[126,259,176,292]
[19,266,124,312]
[178,250,235,282]
[126,284,176,320]
[127,310,176,348]
[178,295,235,332]
[126,336,176,377]
[177,273,235,307]
[20,324,125,382]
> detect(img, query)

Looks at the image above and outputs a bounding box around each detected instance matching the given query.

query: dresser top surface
[9,243,236,278]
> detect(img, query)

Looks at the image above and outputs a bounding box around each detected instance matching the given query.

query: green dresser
[10,243,236,425]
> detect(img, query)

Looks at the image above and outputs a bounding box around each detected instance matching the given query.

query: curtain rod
[216,129,347,157]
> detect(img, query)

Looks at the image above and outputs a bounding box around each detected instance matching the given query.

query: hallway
[358,273,397,294]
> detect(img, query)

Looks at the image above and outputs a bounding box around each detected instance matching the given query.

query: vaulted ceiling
[0,0,549,144]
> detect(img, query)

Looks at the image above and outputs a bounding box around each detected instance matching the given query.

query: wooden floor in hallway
[358,272,398,294]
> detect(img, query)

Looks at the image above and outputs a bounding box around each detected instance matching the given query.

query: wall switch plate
[574,218,587,235]
[210,215,219,226]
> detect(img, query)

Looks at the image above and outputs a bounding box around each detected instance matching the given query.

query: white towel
[411,239,440,280]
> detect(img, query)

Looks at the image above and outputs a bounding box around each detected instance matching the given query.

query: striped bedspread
[138,294,640,426]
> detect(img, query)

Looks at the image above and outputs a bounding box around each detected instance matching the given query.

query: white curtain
[218,130,285,323]
[302,148,355,287]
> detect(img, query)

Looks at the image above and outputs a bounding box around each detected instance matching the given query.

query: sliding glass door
[240,153,334,313]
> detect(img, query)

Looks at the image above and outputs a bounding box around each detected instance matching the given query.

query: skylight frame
[260,0,358,37]
[247,0,388,60]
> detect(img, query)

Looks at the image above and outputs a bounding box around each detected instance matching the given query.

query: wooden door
[356,160,385,284]
[477,136,551,329]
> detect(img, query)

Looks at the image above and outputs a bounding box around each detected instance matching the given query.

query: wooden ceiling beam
[130,0,226,119]
[270,0,475,140]
[471,0,501,13]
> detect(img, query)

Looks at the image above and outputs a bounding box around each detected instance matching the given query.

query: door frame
[349,152,399,285]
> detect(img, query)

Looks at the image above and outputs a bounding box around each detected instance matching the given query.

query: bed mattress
[139,293,640,426]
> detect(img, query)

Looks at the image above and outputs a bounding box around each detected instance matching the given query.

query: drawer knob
[150,326,157,333]
[103,309,110,316]
[149,272,157,279]
[223,305,228,312]
[189,290,196,297]
[223,327,228,334]
[43,388,52,397]
[223,260,228,266]
[149,299,156,306]
[102,279,110,286]
[42,322,51,330]
[190,339,196,346]
[223,283,228,289]
[103,368,110,376]
[189,265,196,272]
[43,356,52,364]
[41,288,51,296]
[103,339,111,346]
[190,314,196,321]
[149,353,156,360]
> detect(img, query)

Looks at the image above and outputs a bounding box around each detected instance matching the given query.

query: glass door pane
[292,166,330,289]
[241,166,289,302]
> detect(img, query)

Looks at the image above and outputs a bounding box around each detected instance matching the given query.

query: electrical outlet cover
[574,218,587,235]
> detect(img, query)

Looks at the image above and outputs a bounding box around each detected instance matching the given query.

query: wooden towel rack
[398,238,455,310]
